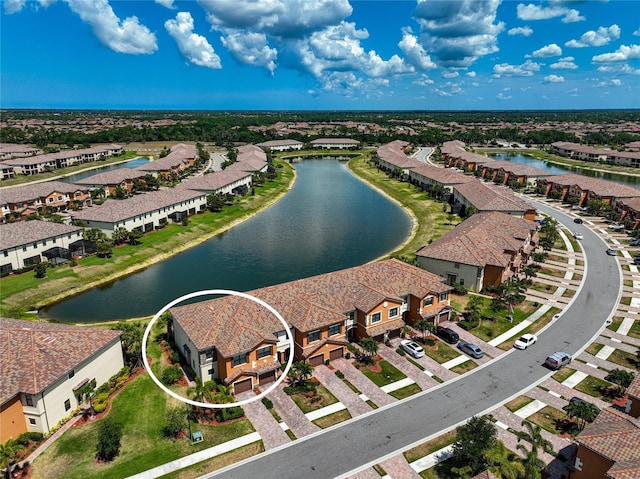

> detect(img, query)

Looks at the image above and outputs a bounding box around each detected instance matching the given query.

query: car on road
[608,223,624,231]
[544,351,572,370]
[573,218,583,224]
[436,326,459,344]
[400,340,424,358]
[630,239,640,247]
[573,232,583,240]
[457,341,484,359]
[606,248,617,256]
[513,333,537,350]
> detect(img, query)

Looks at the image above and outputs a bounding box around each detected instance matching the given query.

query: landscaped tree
[448,415,497,476]
[413,318,434,340]
[112,227,129,245]
[515,420,555,479]
[83,227,107,243]
[288,361,314,388]
[96,419,124,462]
[114,321,145,369]
[0,439,24,479]
[128,229,143,246]
[488,297,505,320]
[564,400,600,432]
[34,262,48,279]
[486,440,525,479]
[206,192,225,212]
[162,405,187,439]
[465,295,484,323]
[359,337,379,361]
[96,240,113,258]
[605,369,635,395]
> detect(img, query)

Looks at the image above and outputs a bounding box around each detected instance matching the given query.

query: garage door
[233,378,252,394]
[309,354,324,367]
[258,371,276,385]
[329,348,343,360]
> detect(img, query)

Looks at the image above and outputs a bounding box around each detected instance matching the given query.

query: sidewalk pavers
[237,391,291,450]
[379,453,422,478]
[579,352,636,373]
[377,343,439,390]
[268,384,319,438]
[380,377,415,394]
[331,357,397,408]
[409,445,454,473]
[314,364,372,417]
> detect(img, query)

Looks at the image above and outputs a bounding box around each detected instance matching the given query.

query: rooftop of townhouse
[0,220,83,251]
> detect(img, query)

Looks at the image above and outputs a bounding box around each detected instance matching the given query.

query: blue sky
[2,0,639,110]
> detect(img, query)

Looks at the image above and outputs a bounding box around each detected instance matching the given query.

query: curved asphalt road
[205,200,621,479]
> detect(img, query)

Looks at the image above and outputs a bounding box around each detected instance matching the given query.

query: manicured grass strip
[574,376,613,399]
[505,395,534,413]
[290,385,338,414]
[312,409,352,429]
[405,356,426,371]
[389,383,422,400]
[360,360,406,387]
[606,349,639,369]
[423,341,459,364]
[497,306,561,351]
[404,430,457,463]
[552,367,577,383]
[285,429,296,441]
[585,343,604,356]
[373,464,387,477]
[527,406,567,435]
[450,360,478,375]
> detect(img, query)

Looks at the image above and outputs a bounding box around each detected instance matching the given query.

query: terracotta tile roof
[416,211,535,267]
[367,318,406,337]
[575,408,640,479]
[311,138,360,144]
[454,182,533,213]
[71,188,205,223]
[0,318,121,404]
[627,374,640,400]
[377,141,423,170]
[477,159,553,177]
[618,197,640,210]
[0,181,91,205]
[472,471,498,479]
[411,164,475,185]
[177,168,252,193]
[256,140,303,148]
[171,259,450,356]
[3,145,122,166]
[0,220,83,250]
[135,143,196,172]
[75,168,146,186]
[542,174,640,199]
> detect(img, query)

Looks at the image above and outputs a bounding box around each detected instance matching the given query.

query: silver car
[457,341,484,359]
[400,340,425,358]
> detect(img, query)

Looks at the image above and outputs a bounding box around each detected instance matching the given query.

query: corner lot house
[416,211,538,291]
[170,259,451,394]
[0,181,92,222]
[0,318,123,442]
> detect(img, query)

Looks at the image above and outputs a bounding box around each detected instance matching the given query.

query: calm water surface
[490,153,640,189]
[43,160,412,322]
[59,157,150,183]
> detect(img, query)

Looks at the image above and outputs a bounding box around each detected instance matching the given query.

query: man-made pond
[59,157,150,183]
[43,160,412,323]
[490,152,640,189]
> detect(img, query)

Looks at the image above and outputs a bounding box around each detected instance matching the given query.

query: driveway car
[436,326,459,344]
[573,232,583,240]
[544,351,572,370]
[457,341,484,359]
[608,223,624,231]
[513,333,537,350]
[630,239,640,246]
[606,248,617,256]
[400,340,425,359]
[633,256,640,265]
[573,218,583,224]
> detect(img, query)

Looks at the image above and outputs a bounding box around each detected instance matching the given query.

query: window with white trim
[370,312,381,324]
[29,418,36,425]
[388,307,399,319]
[64,399,71,411]
[423,296,433,307]
[439,292,448,301]
[25,395,33,407]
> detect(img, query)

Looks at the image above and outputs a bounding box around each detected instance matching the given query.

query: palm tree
[359,337,379,362]
[486,441,525,479]
[413,318,433,341]
[0,439,24,479]
[289,361,314,387]
[564,399,600,432]
[450,465,473,479]
[515,420,555,479]
[465,295,484,324]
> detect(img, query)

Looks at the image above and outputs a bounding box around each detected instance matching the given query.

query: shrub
[17,431,44,446]
[169,351,180,364]
[161,365,184,386]
[92,393,110,413]
[162,406,186,439]
[459,319,479,331]
[96,419,123,462]
[215,406,244,422]
[334,370,345,379]
[261,397,273,409]
[451,282,468,295]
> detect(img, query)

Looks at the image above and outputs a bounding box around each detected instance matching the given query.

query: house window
[439,292,448,301]
[308,330,321,343]
[64,399,71,411]
[329,324,341,336]
[22,246,27,252]
[2,251,6,257]
[208,368,215,376]
[204,349,214,362]
[25,395,33,407]
[257,346,272,359]
[29,418,36,425]
[370,312,381,324]
[232,353,247,367]
[459,278,465,285]
[423,296,434,307]
[388,307,399,319]
[454,262,460,269]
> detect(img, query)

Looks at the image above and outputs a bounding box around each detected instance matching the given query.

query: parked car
[513,333,537,350]
[573,232,583,240]
[457,341,484,359]
[544,351,572,370]
[633,256,640,265]
[608,223,624,231]
[573,218,583,224]
[400,340,425,359]
[436,326,459,344]
[630,239,640,247]
[606,248,617,256]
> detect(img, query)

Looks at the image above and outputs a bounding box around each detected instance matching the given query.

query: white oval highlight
[141,289,294,408]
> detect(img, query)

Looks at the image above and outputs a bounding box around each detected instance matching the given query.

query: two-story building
[170,259,452,394]
[0,181,92,222]
[310,138,360,150]
[256,139,304,152]
[135,143,197,178]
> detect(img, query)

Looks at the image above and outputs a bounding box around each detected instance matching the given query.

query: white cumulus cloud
[221,31,277,73]
[3,0,27,14]
[165,12,221,69]
[592,44,640,63]
[565,24,620,48]
[544,74,565,83]
[516,3,585,23]
[508,26,533,36]
[413,0,504,68]
[493,59,541,77]
[531,43,562,58]
[398,28,436,70]
[155,0,175,8]
[550,56,578,69]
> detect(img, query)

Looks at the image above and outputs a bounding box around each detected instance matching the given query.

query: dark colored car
[630,239,640,247]
[573,218,583,224]
[436,326,459,344]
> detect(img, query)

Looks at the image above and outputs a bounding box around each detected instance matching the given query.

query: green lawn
[290,385,338,413]
[527,406,567,435]
[606,349,639,369]
[552,367,577,383]
[424,341,460,364]
[504,395,534,413]
[450,360,477,375]
[389,383,422,400]
[361,360,406,387]
[574,376,613,399]
[404,430,457,463]
[312,409,352,429]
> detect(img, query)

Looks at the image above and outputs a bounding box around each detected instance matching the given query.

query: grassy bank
[347,156,460,262]
[0,162,295,320]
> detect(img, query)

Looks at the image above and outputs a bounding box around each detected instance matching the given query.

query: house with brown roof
[376,140,423,177]
[0,221,86,275]
[170,259,451,394]
[416,212,538,291]
[135,143,197,178]
[452,181,537,221]
[310,138,360,149]
[623,374,640,418]
[537,174,640,209]
[0,180,92,222]
[571,407,640,479]
[0,318,123,442]
[615,197,640,230]
[3,144,122,175]
[177,168,253,196]
[0,163,15,180]
[256,139,304,152]
[408,163,475,193]
[75,168,148,196]
[0,143,43,160]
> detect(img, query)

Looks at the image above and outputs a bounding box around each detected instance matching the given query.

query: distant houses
[552,141,640,168]
[310,138,360,150]
[256,139,304,152]
[0,318,124,442]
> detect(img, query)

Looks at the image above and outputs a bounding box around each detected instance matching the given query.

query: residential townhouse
[170,259,452,394]
[0,143,43,160]
[3,144,123,175]
[624,375,640,419]
[0,318,124,442]
[551,141,640,167]
[0,163,16,180]
[74,169,148,196]
[0,181,92,222]
[571,407,640,479]
[177,167,253,196]
[256,139,304,152]
[310,138,360,150]
[135,143,197,178]
[70,188,207,237]
[376,140,423,177]
[408,163,475,192]
[473,159,553,187]
[452,181,537,221]
[416,211,538,291]
[615,197,640,230]
[0,221,87,274]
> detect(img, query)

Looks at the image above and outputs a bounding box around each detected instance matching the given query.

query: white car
[400,340,425,358]
[573,232,583,240]
[513,333,538,350]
